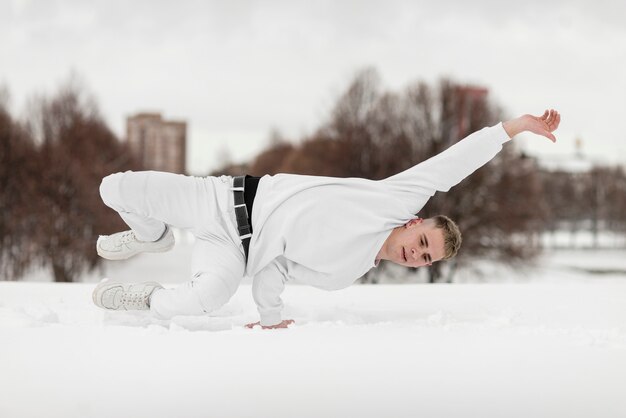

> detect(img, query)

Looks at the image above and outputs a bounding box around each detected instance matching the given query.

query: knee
[99,172,124,208]
[193,274,238,313]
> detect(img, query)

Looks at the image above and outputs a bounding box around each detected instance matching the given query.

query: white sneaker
[96,226,174,260]
[92,279,163,311]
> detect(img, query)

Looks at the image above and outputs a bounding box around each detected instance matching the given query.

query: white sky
[2,0,625,174]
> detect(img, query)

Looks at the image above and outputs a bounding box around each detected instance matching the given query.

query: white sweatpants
[99,170,246,318]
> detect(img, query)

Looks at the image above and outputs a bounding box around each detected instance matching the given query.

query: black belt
[232,175,259,261]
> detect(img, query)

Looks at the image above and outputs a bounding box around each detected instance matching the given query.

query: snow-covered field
[2,237,626,418]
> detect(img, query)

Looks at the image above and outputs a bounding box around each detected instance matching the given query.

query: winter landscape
[3,2,626,418]
[2,235,625,418]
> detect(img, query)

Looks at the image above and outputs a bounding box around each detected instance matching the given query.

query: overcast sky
[2,0,625,174]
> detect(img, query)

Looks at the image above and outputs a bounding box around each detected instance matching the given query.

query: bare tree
[249,137,295,176]
[24,79,138,282]
[540,169,592,247]
[318,67,381,178]
[415,81,546,281]
[605,167,626,234]
[0,98,41,279]
[539,164,626,249]
[215,68,548,283]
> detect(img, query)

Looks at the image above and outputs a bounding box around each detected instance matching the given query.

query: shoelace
[119,231,136,245]
[120,290,150,309]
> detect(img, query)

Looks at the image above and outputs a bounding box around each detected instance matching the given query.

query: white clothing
[248,123,510,325]
[99,123,510,326]
[99,171,246,318]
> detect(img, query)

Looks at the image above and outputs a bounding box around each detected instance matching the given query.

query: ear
[405,218,423,228]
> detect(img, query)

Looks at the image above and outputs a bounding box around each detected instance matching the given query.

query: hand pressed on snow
[245,319,295,329]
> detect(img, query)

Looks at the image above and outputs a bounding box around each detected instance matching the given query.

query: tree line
[216,68,626,282]
[1,70,624,282]
[0,80,139,282]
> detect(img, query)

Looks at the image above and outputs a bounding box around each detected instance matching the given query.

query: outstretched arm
[382,108,560,215]
[503,109,561,142]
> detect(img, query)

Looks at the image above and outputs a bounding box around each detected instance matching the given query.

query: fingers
[547,109,560,130]
[544,109,559,142]
[271,319,295,328]
[543,131,556,143]
[265,319,295,329]
[541,109,560,132]
[246,320,295,329]
[553,111,561,130]
[247,319,296,330]
[545,109,555,125]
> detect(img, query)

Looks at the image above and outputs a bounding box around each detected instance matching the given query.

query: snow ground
[1,280,626,418]
[2,235,626,418]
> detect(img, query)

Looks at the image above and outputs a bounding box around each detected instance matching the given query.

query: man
[93,109,560,329]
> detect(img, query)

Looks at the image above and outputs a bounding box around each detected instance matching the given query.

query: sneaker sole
[96,238,175,261]
[92,278,110,307]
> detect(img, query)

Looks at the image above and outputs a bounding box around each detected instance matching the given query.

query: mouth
[402,247,407,263]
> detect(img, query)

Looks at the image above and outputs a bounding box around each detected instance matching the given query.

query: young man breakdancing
[93,109,560,329]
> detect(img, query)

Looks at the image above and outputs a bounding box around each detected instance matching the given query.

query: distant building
[126,113,187,174]
[536,154,594,174]
[455,85,489,136]
[535,137,608,174]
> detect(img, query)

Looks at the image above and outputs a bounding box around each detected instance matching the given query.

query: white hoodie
[247,123,511,325]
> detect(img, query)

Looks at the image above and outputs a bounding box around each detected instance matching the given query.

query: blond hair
[432,215,462,260]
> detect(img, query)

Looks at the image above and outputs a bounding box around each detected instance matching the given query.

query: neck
[376,229,396,261]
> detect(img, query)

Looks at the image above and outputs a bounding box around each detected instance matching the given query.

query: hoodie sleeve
[251,257,290,327]
[382,123,511,213]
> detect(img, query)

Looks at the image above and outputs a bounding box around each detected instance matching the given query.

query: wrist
[502,117,524,139]
[259,311,282,327]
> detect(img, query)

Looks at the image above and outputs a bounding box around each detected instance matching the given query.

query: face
[386,218,446,267]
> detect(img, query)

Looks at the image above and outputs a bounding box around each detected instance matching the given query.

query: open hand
[523,109,561,142]
[503,109,561,142]
[245,319,295,329]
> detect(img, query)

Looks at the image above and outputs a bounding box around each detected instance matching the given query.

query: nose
[410,248,429,266]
